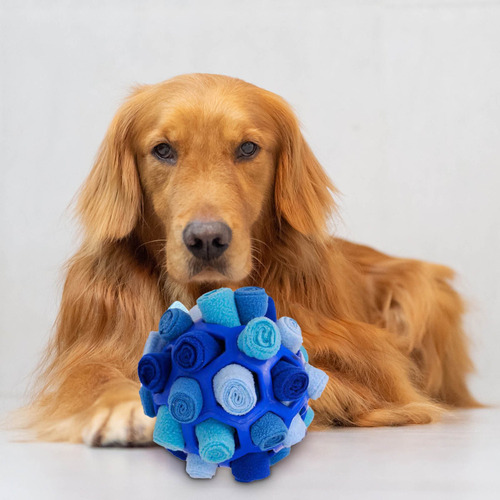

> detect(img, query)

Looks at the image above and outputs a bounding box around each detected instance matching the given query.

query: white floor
[1,398,499,500]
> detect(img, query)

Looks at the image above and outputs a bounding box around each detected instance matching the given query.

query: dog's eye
[153,143,177,164]
[237,141,259,159]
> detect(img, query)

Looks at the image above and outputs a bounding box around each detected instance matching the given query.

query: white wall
[1,0,499,404]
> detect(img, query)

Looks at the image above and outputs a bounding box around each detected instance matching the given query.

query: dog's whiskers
[136,238,168,251]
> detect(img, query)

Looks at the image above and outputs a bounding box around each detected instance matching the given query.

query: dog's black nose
[182,221,232,260]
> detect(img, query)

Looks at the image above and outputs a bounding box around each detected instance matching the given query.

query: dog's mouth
[188,257,229,282]
[168,223,253,284]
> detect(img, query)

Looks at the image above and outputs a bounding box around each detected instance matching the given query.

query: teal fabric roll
[195,418,236,463]
[269,446,290,466]
[213,363,257,416]
[196,288,241,327]
[303,407,315,427]
[153,405,185,451]
[168,377,203,423]
[250,412,288,451]
[237,317,281,360]
[299,345,309,363]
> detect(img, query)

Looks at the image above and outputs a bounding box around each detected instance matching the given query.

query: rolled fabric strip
[169,301,190,314]
[213,363,257,416]
[271,360,309,401]
[189,304,203,322]
[265,296,277,322]
[142,331,166,355]
[231,452,271,483]
[304,363,329,400]
[170,449,188,461]
[197,288,241,327]
[234,287,269,324]
[195,418,236,463]
[173,331,221,372]
[283,413,307,447]
[168,377,203,423]
[153,405,185,451]
[139,386,157,418]
[269,446,290,466]
[276,316,303,353]
[250,412,288,451]
[138,352,171,393]
[299,345,309,363]
[186,453,218,479]
[303,407,315,427]
[237,317,281,360]
[159,308,193,343]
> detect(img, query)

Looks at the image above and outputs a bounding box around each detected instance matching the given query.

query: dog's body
[24,74,478,445]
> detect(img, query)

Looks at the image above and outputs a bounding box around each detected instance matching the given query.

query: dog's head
[79,74,334,284]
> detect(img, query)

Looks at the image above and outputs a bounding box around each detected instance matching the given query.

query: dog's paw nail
[82,401,155,447]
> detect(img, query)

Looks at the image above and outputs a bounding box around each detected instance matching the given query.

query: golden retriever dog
[23,73,479,445]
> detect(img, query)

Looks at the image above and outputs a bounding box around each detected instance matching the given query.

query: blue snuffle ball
[138,286,328,482]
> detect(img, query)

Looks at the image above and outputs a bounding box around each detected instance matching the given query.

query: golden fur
[22,74,479,445]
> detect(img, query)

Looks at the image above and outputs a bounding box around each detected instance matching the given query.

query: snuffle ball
[138,287,328,482]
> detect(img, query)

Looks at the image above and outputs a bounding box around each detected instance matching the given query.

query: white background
[1,0,499,406]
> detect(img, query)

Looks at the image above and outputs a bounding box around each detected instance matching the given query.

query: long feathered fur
[18,74,479,444]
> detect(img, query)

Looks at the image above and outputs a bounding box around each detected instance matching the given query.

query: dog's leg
[21,361,155,446]
[335,239,479,408]
[299,317,444,429]
[407,263,480,407]
[21,244,165,445]
[308,367,443,429]
[80,379,155,447]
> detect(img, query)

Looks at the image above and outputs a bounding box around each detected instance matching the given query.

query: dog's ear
[265,93,336,236]
[77,87,147,244]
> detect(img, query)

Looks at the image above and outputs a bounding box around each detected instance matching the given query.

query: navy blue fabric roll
[271,360,309,401]
[173,331,221,372]
[231,452,271,483]
[138,352,171,393]
[159,308,193,343]
[234,287,269,324]
[265,296,277,322]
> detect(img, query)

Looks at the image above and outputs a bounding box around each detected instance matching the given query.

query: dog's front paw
[82,399,155,447]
